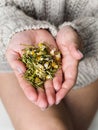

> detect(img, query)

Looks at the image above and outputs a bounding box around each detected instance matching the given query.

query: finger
[53,69,63,91]
[35,88,48,109]
[6,49,38,102]
[44,80,56,107]
[15,70,38,102]
[69,44,83,60]
[56,78,75,105]
[56,60,78,104]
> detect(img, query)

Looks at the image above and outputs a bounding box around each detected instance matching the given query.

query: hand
[56,26,83,104]
[6,29,62,109]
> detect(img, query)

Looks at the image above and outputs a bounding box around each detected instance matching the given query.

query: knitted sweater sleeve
[0,1,57,72]
[59,17,98,88]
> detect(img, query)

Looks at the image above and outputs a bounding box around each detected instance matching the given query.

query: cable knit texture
[0,0,98,88]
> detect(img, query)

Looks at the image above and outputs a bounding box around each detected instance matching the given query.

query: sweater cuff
[58,21,78,31]
[0,21,57,72]
[6,20,58,50]
[0,5,58,72]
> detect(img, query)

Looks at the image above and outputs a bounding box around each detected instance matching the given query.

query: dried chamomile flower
[20,42,61,89]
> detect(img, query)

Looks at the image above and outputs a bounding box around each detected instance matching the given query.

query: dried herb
[21,42,61,89]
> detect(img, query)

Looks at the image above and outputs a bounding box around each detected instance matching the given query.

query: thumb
[69,45,83,60]
[6,49,26,74]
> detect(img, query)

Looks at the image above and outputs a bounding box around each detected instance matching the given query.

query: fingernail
[55,87,60,92]
[77,50,83,58]
[56,100,60,105]
[17,67,23,74]
[28,96,34,102]
[28,95,37,103]
[41,108,46,111]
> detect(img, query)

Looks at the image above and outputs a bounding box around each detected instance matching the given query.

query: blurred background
[0,99,98,130]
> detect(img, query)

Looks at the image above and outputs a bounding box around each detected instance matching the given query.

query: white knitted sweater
[0,0,98,88]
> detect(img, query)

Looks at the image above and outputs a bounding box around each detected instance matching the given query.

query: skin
[0,73,98,130]
[6,26,83,109]
[1,26,98,130]
[6,29,62,109]
[0,73,72,130]
[56,26,83,104]
[65,80,98,130]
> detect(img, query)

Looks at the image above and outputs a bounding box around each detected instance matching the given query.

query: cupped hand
[6,29,62,109]
[56,26,83,104]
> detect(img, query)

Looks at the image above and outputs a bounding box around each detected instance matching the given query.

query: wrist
[57,25,83,50]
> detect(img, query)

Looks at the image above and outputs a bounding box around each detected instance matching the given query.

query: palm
[56,26,83,104]
[6,29,62,109]
[56,46,79,102]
